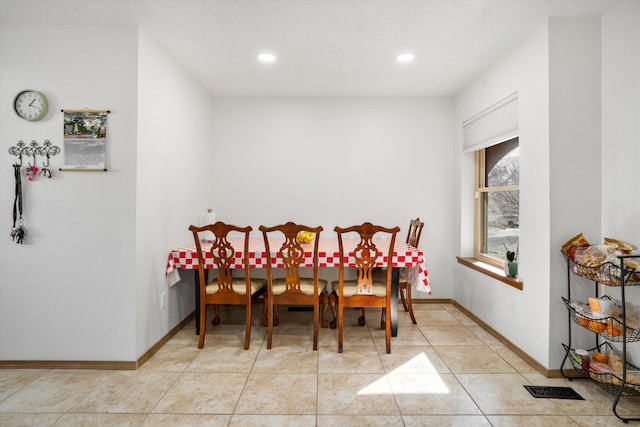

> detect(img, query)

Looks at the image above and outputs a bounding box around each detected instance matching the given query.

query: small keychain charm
[40,167,52,178]
[15,219,25,244]
[26,165,38,181]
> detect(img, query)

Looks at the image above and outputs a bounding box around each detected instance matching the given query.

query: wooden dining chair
[332,222,400,354]
[373,217,424,324]
[260,222,328,350]
[188,222,267,350]
[399,218,424,323]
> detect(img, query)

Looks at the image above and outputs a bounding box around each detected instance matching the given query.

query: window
[474,137,519,267]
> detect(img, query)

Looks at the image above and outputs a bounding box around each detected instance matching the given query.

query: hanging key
[15,226,25,244]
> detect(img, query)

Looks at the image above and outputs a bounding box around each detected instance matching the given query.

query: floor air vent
[524,385,584,400]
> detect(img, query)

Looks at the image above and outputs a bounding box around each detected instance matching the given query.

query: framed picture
[61,110,109,171]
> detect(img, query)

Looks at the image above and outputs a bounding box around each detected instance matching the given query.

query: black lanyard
[12,164,25,244]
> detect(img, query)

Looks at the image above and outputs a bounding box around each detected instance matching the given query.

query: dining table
[165,236,430,337]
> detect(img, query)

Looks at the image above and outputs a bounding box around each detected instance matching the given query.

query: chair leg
[381,284,417,326]
[406,284,417,325]
[384,303,391,354]
[211,304,220,325]
[329,292,337,329]
[267,295,273,349]
[244,300,252,350]
[399,284,410,313]
[320,291,337,329]
[321,291,329,328]
[380,308,386,329]
[358,308,366,326]
[337,297,344,353]
[261,299,268,327]
[313,298,319,351]
[198,303,206,349]
[274,304,280,327]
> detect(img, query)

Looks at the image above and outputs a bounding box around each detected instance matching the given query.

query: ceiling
[0,0,622,96]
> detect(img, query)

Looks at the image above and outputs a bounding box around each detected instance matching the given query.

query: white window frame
[473,139,519,268]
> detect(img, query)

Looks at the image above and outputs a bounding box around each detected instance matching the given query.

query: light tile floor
[1,303,640,426]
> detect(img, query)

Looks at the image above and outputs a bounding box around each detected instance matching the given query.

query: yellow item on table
[296,231,315,244]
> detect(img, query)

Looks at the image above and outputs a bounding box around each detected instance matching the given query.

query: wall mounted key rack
[7,139,60,245]
[8,139,60,179]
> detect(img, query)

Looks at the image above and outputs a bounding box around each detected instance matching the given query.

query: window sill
[456,256,523,290]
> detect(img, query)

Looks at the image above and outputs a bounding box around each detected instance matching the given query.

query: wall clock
[13,90,49,121]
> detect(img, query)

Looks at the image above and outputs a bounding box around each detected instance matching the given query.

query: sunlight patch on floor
[358,352,450,395]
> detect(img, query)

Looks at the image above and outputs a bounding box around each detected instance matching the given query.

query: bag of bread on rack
[625,371,640,386]
[606,299,640,336]
[607,349,625,375]
[604,237,638,262]
[603,350,640,385]
[605,237,634,255]
[580,245,608,267]
[604,237,639,272]
[562,233,590,260]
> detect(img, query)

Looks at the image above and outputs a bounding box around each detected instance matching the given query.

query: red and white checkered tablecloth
[166,237,431,294]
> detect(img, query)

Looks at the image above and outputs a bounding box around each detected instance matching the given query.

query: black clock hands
[27,99,41,111]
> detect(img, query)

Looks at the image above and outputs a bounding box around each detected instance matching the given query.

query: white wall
[0,24,225,362]
[548,17,602,369]
[135,31,214,357]
[454,23,552,366]
[209,97,454,298]
[0,26,139,360]
[601,0,640,363]
[602,1,640,248]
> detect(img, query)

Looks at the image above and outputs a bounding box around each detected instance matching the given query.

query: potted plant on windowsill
[504,244,518,278]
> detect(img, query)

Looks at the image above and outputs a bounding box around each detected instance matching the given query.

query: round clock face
[14,90,49,121]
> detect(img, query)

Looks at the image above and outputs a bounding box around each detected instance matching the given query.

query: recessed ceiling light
[257,52,277,63]
[396,53,415,63]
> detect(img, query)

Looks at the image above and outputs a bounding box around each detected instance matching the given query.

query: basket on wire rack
[562,297,640,342]
[562,251,640,286]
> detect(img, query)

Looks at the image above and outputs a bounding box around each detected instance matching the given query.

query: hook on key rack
[35,140,60,178]
[23,141,39,181]
[8,140,28,167]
